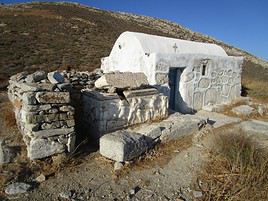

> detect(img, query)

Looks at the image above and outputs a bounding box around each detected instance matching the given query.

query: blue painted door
[168,68,178,110]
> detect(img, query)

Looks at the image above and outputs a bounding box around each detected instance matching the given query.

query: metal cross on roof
[173,43,178,53]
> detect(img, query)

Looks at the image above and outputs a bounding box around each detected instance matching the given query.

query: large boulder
[95,72,149,89]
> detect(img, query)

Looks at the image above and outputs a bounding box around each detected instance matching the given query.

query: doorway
[168,67,184,111]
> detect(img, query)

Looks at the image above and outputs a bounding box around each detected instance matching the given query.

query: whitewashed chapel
[101,31,243,113]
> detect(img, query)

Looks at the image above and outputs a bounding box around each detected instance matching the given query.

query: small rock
[35,174,46,183]
[59,191,72,199]
[32,71,46,82]
[48,71,64,84]
[257,105,265,116]
[0,139,15,164]
[114,162,124,171]
[5,182,32,195]
[25,71,46,83]
[192,190,203,198]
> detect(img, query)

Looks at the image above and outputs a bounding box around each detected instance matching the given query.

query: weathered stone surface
[47,71,64,84]
[22,112,73,124]
[28,139,65,159]
[83,91,168,137]
[22,92,37,105]
[160,114,200,141]
[0,139,15,164]
[30,128,74,138]
[195,110,241,128]
[240,120,268,136]
[95,72,149,89]
[22,104,52,112]
[35,92,70,104]
[5,182,32,195]
[232,105,255,116]
[25,71,46,83]
[100,130,149,162]
[123,88,158,98]
[132,124,162,140]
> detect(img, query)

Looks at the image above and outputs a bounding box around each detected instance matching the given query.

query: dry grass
[196,132,268,201]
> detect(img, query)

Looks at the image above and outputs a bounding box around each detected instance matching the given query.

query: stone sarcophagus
[82,88,168,138]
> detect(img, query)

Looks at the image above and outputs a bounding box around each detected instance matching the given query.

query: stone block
[25,71,46,83]
[28,138,65,159]
[30,128,74,138]
[100,130,150,162]
[47,71,64,84]
[240,120,268,137]
[160,116,200,141]
[22,104,52,112]
[35,92,70,104]
[123,88,158,98]
[95,72,149,89]
[22,112,73,124]
[22,92,37,105]
[231,105,255,116]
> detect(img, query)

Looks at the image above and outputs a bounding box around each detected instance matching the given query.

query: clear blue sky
[2,0,268,61]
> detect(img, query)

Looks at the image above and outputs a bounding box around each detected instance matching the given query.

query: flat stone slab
[30,128,75,138]
[159,113,201,141]
[240,120,268,136]
[195,110,241,128]
[35,92,70,104]
[231,105,255,116]
[100,130,151,162]
[5,182,32,195]
[95,72,149,89]
[28,138,65,160]
[123,88,158,98]
[47,71,64,84]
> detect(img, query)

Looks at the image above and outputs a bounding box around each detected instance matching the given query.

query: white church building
[101,31,243,113]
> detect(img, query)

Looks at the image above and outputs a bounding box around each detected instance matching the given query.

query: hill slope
[0,2,267,98]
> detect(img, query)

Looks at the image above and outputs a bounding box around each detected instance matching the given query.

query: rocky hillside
[0,2,267,97]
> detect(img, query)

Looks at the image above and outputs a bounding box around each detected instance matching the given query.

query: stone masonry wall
[7,69,103,160]
[82,88,168,138]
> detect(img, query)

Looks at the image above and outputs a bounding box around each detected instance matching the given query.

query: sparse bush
[196,132,268,201]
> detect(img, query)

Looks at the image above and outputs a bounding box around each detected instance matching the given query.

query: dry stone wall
[7,69,103,159]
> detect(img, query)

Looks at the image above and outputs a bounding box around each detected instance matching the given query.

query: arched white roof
[115,31,227,57]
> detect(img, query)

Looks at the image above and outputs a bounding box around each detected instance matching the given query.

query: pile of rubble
[7,69,102,159]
